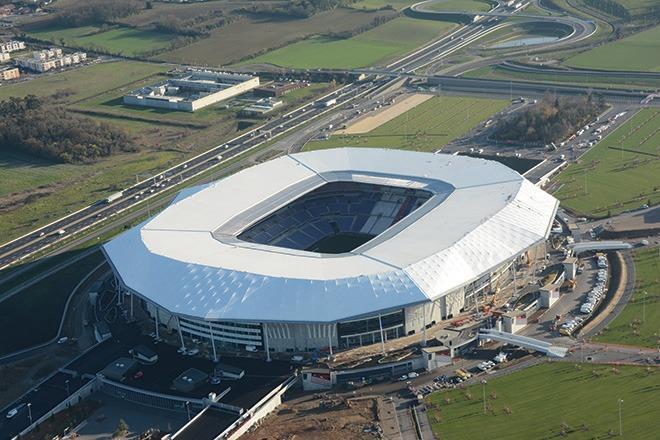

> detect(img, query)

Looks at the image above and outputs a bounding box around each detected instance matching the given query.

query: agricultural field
[0,60,167,103]
[28,25,173,57]
[351,0,416,10]
[156,8,396,66]
[305,96,507,152]
[425,0,494,12]
[239,17,456,69]
[565,25,660,72]
[463,65,660,90]
[553,109,660,217]
[594,247,659,348]
[426,362,659,439]
[0,59,335,242]
[0,250,105,356]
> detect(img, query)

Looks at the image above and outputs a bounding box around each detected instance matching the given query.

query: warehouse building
[123,70,260,112]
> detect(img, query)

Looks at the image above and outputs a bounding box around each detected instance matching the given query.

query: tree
[114,419,129,438]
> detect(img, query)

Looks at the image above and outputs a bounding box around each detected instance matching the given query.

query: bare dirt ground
[241,394,398,440]
[338,93,433,134]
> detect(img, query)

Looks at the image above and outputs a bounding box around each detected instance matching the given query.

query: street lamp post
[642,291,647,323]
[185,401,191,421]
[481,380,487,415]
[27,402,32,424]
[618,399,624,436]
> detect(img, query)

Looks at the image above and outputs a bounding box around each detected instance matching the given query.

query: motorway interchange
[2,0,657,272]
[1,2,659,440]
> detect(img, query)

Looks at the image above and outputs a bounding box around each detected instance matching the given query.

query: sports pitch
[426,362,660,439]
[553,108,660,217]
[304,96,507,152]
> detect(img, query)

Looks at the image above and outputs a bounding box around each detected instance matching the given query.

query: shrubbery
[0,96,133,163]
[493,94,606,144]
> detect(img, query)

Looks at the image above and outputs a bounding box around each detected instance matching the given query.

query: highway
[0,0,654,270]
[0,1,528,270]
[0,81,381,269]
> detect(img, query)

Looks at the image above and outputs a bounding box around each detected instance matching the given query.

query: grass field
[594,247,659,348]
[463,65,660,90]
[0,61,167,103]
[28,25,173,57]
[305,96,507,152]
[239,17,456,69]
[426,362,659,439]
[351,0,416,10]
[0,251,104,356]
[425,0,494,12]
[565,25,660,72]
[156,8,396,65]
[553,109,660,217]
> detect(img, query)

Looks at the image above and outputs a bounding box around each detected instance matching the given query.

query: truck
[314,98,336,108]
[104,191,123,204]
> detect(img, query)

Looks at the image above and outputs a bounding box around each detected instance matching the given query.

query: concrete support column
[176,316,186,350]
[208,322,217,362]
[422,304,427,347]
[263,323,271,362]
[328,324,334,356]
[378,314,385,354]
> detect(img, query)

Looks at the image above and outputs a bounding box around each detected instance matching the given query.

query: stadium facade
[103,148,558,354]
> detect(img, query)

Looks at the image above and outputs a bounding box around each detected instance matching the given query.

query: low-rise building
[15,49,86,72]
[0,66,19,80]
[253,81,306,98]
[123,70,260,112]
[0,40,25,53]
[0,52,10,62]
[240,98,283,117]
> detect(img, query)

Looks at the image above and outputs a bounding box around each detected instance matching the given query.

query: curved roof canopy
[104,148,558,323]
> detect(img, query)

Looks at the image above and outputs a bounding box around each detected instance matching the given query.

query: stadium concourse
[103,148,558,356]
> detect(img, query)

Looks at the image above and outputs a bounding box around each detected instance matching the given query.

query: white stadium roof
[104,148,558,323]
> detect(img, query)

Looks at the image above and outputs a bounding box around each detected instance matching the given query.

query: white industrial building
[103,148,558,355]
[123,70,260,112]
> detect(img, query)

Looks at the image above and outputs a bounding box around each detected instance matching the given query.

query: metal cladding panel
[293,148,522,189]
[103,149,559,323]
[404,180,558,299]
[104,227,427,322]
[364,181,520,266]
[141,229,393,280]
[145,155,317,232]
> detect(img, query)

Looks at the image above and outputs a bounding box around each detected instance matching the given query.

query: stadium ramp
[479,328,569,358]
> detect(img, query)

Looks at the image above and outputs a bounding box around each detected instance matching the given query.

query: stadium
[103,148,558,355]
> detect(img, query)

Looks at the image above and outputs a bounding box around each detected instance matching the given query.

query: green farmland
[241,17,456,69]
[553,108,660,217]
[425,0,494,12]
[304,96,507,152]
[565,25,660,72]
[28,25,173,57]
[0,60,167,103]
[426,363,660,440]
[594,247,659,348]
[464,65,660,91]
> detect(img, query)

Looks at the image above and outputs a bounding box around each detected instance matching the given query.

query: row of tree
[54,0,141,27]
[0,96,133,164]
[492,94,606,144]
[240,0,357,19]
